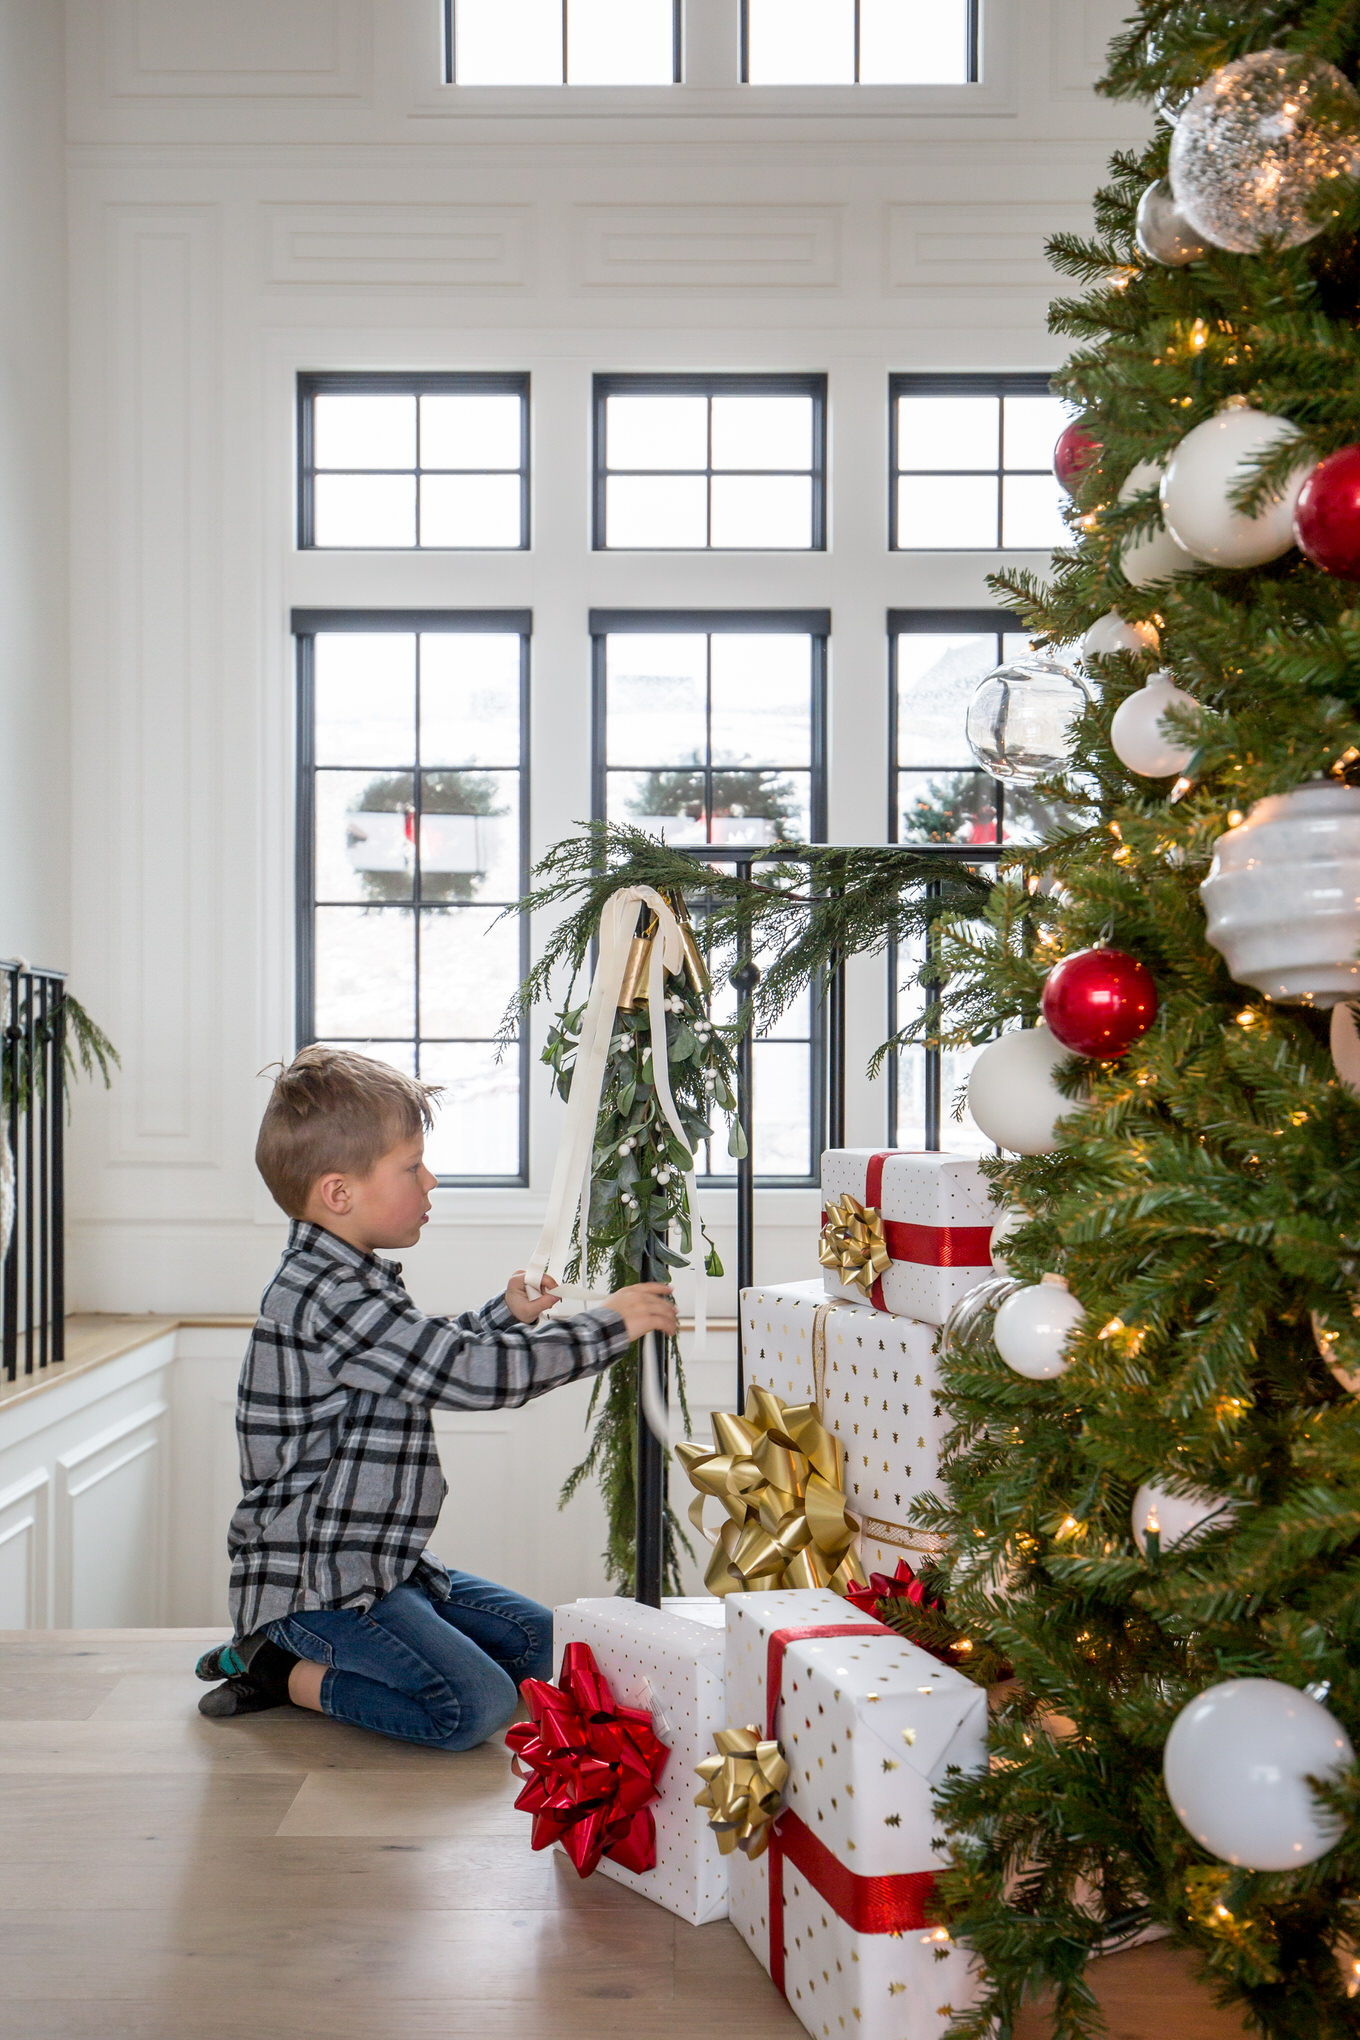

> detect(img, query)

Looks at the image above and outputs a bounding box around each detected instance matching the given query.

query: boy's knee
[520,1602,553,1684]
[429,1662,519,1751]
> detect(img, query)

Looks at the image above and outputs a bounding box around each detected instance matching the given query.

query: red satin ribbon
[763,1621,936,1993]
[822,1151,992,1313]
[506,1640,669,1879]
[844,1555,939,1620]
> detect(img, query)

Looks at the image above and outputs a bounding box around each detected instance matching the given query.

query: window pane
[747,0,854,82]
[896,633,998,768]
[455,0,561,81]
[1001,474,1068,549]
[419,906,522,1036]
[313,393,416,471]
[896,474,996,549]
[860,0,971,82]
[711,634,811,766]
[710,773,808,845]
[314,907,415,1036]
[568,0,674,83]
[607,634,706,767]
[898,769,999,844]
[314,632,415,767]
[317,1038,417,1078]
[422,1042,521,1177]
[606,474,708,547]
[420,393,522,470]
[606,395,708,470]
[710,1043,811,1175]
[896,395,998,471]
[419,775,520,902]
[607,769,707,841]
[419,473,523,548]
[711,395,813,471]
[420,633,521,767]
[897,1038,990,1153]
[317,770,414,903]
[710,474,812,548]
[313,474,417,548]
[1002,395,1071,472]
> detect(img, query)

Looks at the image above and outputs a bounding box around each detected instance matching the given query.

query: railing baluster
[732,858,757,1411]
[50,990,64,1367]
[0,964,67,1387]
[2,966,17,1385]
[22,976,35,1376]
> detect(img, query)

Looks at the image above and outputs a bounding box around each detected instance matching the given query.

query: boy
[196,1044,676,1748]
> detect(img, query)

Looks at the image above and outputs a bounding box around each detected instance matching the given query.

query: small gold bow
[819,1193,891,1300]
[675,1384,868,1597]
[695,1726,788,1858]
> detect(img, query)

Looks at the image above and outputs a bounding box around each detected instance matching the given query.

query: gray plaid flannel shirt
[227,1220,631,1638]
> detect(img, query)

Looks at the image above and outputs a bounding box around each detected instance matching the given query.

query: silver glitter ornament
[1169,49,1360,254]
[1135,178,1207,265]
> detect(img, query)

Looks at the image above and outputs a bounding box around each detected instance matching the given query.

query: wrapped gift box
[740,1278,946,1574]
[821,1149,995,1327]
[553,1596,728,1925]
[723,1587,984,2040]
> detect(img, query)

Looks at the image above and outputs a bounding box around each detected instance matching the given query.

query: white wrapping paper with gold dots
[724,1588,984,2040]
[740,1279,947,1575]
[821,1149,995,1325]
[553,1596,728,1925]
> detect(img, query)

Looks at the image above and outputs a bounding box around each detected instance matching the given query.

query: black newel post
[731,877,760,1411]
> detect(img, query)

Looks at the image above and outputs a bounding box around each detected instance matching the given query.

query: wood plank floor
[0,1631,1249,2040]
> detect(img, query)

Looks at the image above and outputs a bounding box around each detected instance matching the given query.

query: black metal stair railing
[1,962,67,1385]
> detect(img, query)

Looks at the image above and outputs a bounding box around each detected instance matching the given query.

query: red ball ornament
[1294,445,1360,580]
[1054,423,1101,495]
[1040,947,1158,1059]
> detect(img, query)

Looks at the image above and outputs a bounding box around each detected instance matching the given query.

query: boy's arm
[307,1273,631,1412]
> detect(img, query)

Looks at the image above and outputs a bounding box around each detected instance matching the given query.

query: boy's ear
[315,1171,352,1216]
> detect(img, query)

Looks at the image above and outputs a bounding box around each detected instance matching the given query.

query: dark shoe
[198,1674,288,1719]
[195,1641,248,1682]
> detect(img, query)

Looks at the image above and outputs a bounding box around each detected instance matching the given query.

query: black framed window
[743,0,976,83]
[446,0,680,84]
[298,374,530,551]
[594,375,827,551]
[591,608,828,1186]
[293,610,531,1185]
[890,373,1071,552]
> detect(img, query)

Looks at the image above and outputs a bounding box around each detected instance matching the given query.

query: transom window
[890,373,1070,552]
[743,0,976,84]
[446,0,679,84]
[298,374,529,551]
[294,611,531,1184]
[594,375,827,551]
[592,609,828,1184]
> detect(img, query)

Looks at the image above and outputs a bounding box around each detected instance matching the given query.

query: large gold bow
[695,1726,788,1859]
[818,1193,891,1300]
[675,1384,868,1597]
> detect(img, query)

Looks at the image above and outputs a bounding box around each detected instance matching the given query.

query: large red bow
[505,1641,669,1878]
[844,1555,940,1621]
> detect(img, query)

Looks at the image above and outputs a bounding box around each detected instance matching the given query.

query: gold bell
[617,913,658,1012]
[664,890,712,998]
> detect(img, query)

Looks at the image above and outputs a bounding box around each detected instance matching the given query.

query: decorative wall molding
[55,1401,168,1626]
[263,204,535,293]
[108,0,370,100]
[0,1470,50,1628]
[574,205,843,292]
[885,200,1092,292]
[1051,0,1132,96]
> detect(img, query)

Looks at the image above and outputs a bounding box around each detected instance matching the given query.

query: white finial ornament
[1108,669,1199,778]
[993,1274,1084,1380]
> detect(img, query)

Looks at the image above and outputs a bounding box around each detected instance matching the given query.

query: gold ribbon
[695,1726,788,1859]
[675,1384,869,1597]
[818,1193,891,1300]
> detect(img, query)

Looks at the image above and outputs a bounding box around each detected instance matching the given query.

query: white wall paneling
[0,1470,51,1629]
[106,0,372,101]
[262,203,535,293]
[574,205,844,293]
[55,1400,168,1626]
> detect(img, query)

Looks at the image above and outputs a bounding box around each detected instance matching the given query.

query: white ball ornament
[1164,1678,1355,1870]
[1131,1480,1235,1557]
[1160,407,1310,569]
[1200,782,1360,1005]
[993,1274,1084,1381]
[1081,610,1160,663]
[967,1026,1073,1156]
[1118,460,1197,588]
[1134,178,1208,266]
[1109,669,1200,779]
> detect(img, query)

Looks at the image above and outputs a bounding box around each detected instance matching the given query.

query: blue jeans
[266,1570,553,1751]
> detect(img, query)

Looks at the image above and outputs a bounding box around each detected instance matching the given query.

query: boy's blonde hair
[255,1046,441,1219]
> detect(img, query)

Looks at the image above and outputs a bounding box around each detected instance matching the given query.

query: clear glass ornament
[965,652,1090,783]
[1169,49,1360,254]
[1134,178,1207,265]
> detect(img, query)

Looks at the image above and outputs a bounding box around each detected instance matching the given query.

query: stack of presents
[506,1151,998,2039]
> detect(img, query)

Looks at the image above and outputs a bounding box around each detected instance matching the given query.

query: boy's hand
[505,1271,561,1324]
[601,1282,678,1343]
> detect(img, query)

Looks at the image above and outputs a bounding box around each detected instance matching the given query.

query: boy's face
[319,1133,437,1252]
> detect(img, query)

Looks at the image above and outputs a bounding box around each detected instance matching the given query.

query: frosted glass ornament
[993,1274,1083,1380]
[1119,459,1196,588]
[1081,610,1160,662]
[1134,178,1208,266]
[1131,1480,1235,1556]
[989,1207,1026,1275]
[967,1026,1074,1156]
[1199,781,1360,1004]
[1108,669,1199,778]
[1164,1678,1354,1870]
[1161,408,1309,569]
[1169,50,1360,255]
[964,653,1091,784]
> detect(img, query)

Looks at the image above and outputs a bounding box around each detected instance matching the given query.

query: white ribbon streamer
[525,886,705,1447]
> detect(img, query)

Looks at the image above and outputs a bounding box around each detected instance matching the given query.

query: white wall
[0,0,68,969]
[62,0,1149,1328]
